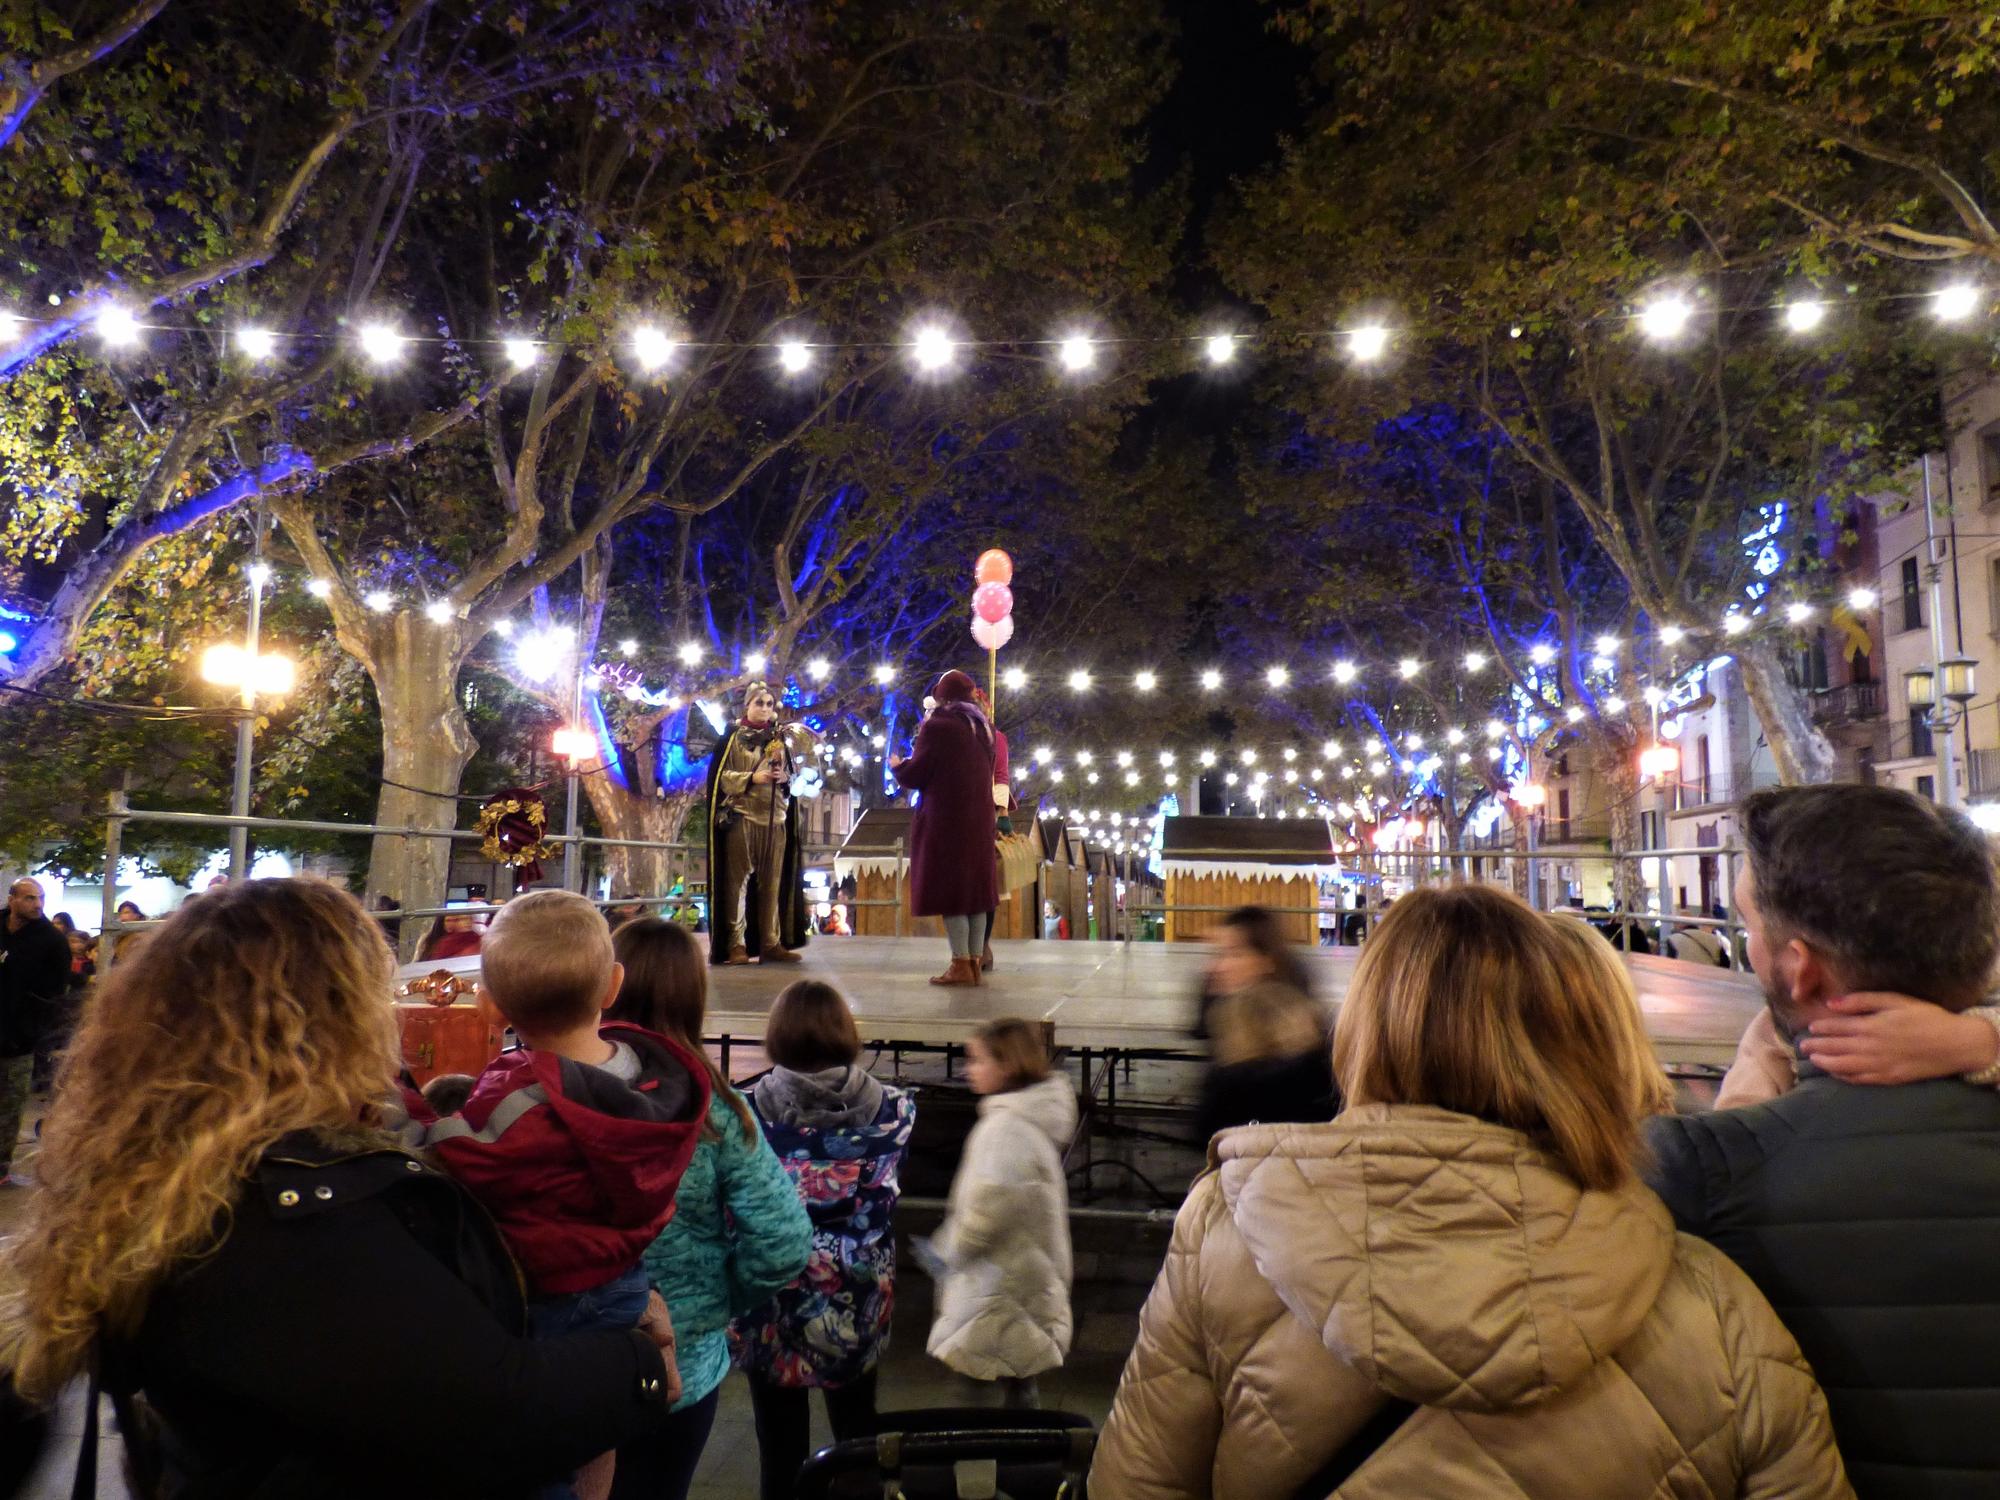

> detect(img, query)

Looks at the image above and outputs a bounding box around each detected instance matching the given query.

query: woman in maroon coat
[889,670,999,987]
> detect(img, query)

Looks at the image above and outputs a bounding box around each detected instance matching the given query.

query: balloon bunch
[970,549,1015,651]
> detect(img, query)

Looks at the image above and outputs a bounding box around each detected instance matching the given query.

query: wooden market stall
[1037,817,1091,939]
[1160,816,1337,944]
[833,806,1041,938]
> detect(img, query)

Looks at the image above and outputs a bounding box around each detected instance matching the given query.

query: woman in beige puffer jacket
[1092,885,1851,1500]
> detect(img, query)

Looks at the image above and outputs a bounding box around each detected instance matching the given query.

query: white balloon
[970,613,1014,650]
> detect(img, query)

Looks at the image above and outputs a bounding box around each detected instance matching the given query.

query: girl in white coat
[927,1018,1075,1407]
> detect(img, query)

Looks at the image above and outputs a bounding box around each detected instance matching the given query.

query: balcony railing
[1810,681,1886,726]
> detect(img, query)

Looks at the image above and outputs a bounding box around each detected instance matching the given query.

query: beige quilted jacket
[1092,1104,1852,1500]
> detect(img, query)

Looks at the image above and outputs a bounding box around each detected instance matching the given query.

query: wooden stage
[398,936,1762,1068]
[706,937,1763,1068]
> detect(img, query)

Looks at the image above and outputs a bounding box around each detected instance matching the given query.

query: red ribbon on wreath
[477,787,555,883]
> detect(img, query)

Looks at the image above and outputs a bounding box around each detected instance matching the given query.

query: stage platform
[708,937,1763,1067]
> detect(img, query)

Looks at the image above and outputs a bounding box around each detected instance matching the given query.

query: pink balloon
[971,614,1014,650]
[975,549,1014,586]
[973,581,1013,624]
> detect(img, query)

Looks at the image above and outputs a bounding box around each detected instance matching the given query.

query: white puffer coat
[928,1074,1076,1380]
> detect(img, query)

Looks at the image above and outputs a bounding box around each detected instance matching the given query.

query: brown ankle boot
[929,956,977,987]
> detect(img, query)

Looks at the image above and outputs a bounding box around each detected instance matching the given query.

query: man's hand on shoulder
[1800,992,2000,1086]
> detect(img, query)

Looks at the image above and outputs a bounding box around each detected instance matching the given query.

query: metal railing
[1811,681,1886,726]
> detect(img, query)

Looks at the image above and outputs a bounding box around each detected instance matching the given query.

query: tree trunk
[1737,639,1837,784]
[581,776,701,899]
[1597,743,1644,915]
[365,619,475,956]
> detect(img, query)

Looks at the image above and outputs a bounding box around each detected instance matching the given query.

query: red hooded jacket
[409,1022,711,1296]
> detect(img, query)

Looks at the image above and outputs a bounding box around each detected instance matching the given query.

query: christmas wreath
[477,787,555,882]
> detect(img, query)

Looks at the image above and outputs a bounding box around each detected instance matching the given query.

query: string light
[778,339,813,374]
[743,651,768,675]
[502,335,539,371]
[363,589,393,613]
[1198,667,1222,690]
[1934,283,1983,322]
[0,311,17,339]
[806,657,831,681]
[1722,613,1750,636]
[1134,669,1158,692]
[1322,739,1341,758]
[1115,750,1133,768]
[423,599,454,624]
[358,322,405,364]
[1068,669,1092,692]
[1203,333,1237,365]
[1347,324,1390,361]
[677,642,704,666]
[1847,586,1878,610]
[1056,333,1096,372]
[872,663,895,685]
[1332,660,1358,684]
[1462,651,1487,672]
[96,306,141,347]
[305,578,333,599]
[1485,720,1506,738]
[1637,294,1694,341]
[1528,643,1555,666]
[236,326,277,360]
[1397,658,1420,679]
[1658,624,1687,645]
[1002,666,1028,691]
[1198,749,1216,766]
[1265,665,1290,689]
[633,325,677,371]
[616,638,638,656]
[1034,746,1054,764]
[911,324,955,372]
[1593,634,1619,656]
[1565,704,1585,723]
[1784,601,1814,624]
[1605,695,1626,713]
[1783,299,1825,333]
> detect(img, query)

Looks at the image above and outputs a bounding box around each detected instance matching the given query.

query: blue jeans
[528,1265,651,1498]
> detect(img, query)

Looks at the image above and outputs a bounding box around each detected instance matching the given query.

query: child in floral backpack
[729,981,916,1500]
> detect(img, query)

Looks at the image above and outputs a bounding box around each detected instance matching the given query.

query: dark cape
[703,724,811,964]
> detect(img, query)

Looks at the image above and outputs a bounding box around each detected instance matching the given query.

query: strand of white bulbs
[7,279,1992,376]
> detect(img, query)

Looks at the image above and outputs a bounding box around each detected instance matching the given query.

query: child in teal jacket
[606,919,810,1500]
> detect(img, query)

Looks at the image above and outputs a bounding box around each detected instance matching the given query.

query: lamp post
[1907,454,1976,807]
[1511,781,1546,909]
[200,574,295,880]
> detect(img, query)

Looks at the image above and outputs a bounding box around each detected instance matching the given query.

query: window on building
[1910,706,1934,760]
[1639,809,1661,850]
[1796,630,1829,692]
[1697,735,1712,805]
[1556,787,1571,843]
[1902,556,1924,632]
[1917,774,1937,802]
[1982,423,2000,508]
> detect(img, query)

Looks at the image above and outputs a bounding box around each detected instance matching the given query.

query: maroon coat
[892,709,1000,917]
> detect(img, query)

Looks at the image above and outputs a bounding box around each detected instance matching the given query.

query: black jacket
[1196,1050,1339,1143]
[121,1131,672,1499]
[0,914,69,1056]
[1646,1073,2000,1500]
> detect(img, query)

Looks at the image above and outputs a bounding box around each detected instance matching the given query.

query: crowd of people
[1,779,1997,1499]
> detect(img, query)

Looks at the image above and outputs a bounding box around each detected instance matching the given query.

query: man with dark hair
[1,878,70,1188]
[1647,784,2000,1498]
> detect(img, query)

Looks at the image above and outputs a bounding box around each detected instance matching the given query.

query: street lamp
[201,565,296,882]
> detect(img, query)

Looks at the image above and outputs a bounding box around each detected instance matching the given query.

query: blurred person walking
[1,878,68,1188]
[1193,906,1336,1142]
[924,1019,1074,1408]
[1095,884,1849,1498]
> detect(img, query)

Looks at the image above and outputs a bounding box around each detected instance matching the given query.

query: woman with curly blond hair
[0,878,681,1500]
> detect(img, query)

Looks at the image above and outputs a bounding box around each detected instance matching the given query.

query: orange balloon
[974,549,1013,586]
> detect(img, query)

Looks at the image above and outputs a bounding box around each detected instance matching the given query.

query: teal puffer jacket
[642,1090,811,1406]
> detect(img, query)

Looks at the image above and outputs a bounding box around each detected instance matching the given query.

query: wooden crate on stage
[1161,815,1337,945]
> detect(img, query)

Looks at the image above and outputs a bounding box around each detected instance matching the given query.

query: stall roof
[1161,815,1336,873]
[835,807,912,877]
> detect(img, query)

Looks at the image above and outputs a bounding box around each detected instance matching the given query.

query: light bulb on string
[1722,613,1749,636]
[630,325,680,372]
[1134,670,1158,692]
[910,324,956,372]
[95,306,141,348]
[1847,587,1878,610]
[0,310,19,339]
[618,638,638,657]
[871,663,895,685]
[806,657,831,682]
[1347,324,1390,361]
[1002,665,1028,691]
[1784,299,1826,334]
[1593,634,1620,656]
[1934,283,1983,322]
[502,336,539,371]
[1198,749,1216,767]
[305,577,333,600]
[1265,665,1290,689]
[743,651,768,675]
[1056,334,1095,372]
[1462,651,1487,672]
[1322,739,1341,758]
[1565,705,1585,724]
[1485,720,1506,739]
[1605,695,1626,713]
[1034,746,1054,765]
[1078,751,1094,766]
[1785,601,1814,624]
[423,599,454,624]
[1445,727,1464,745]
[777,340,813,374]
[1332,660,1358,684]
[1637,294,1694,341]
[1528,643,1556,666]
[1203,332,1237,365]
[1659,624,1687,645]
[358,322,405,364]
[1068,669,1092,692]
[1199,667,1222,690]
[363,589,393,613]
[1115,751,1133,768]
[235,327,277,360]
[1397,658,1420,679]
[677,641,703,666]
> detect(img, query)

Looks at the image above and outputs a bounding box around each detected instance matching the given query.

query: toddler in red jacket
[409,890,711,1500]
